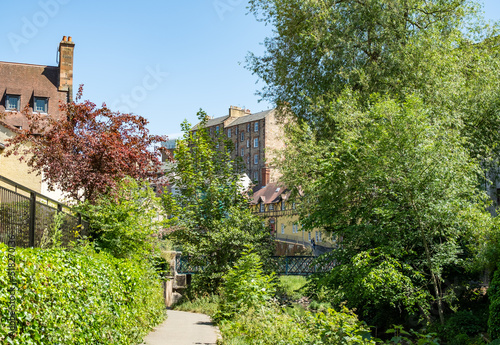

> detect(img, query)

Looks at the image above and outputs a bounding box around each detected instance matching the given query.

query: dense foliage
[78,177,168,259]
[0,243,165,344]
[489,270,500,340]
[5,86,166,203]
[215,247,276,321]
[246,0,499,331]
[164,110,273,293]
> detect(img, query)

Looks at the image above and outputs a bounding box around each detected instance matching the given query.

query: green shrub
[489,269,500,340]
[215,247,276,321]
[220,305,375,345]
[0,242,165,344]
[445,310,484,338]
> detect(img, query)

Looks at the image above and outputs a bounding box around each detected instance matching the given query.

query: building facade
[249,183,335,253]
[0,36,74,198]
[192,106,284,189]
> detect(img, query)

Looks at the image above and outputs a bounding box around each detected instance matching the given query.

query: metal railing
[0,175,89,248]
[175,254,336,276]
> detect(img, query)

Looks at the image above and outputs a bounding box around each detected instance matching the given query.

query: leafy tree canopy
[4,86,166,203]
[163,110,273,293]
[247,0,500,158]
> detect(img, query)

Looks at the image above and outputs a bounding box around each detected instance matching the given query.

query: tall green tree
[163,110,273,294]
[247,0,500,158]
[286,95,492,325]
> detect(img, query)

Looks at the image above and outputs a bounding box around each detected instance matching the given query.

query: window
[254,138,258,148]
[235,128,238,135]
[316,232,319,242]
[319,231,322,242]
[260,203,265,212]
[216,142,220,149]
[227,128,231,137]
[308,232,311,241]
[240,131,244,141]
[241,148,244,156]
[292,202,296,210]
[247,156,250,164]
[269,203,274,211]
[281,201,286,211]
[254,122,259,132]
[253,171,259,182]
[281,224,285,234]
[254,154,259,165]
[247,123,250,132]
[34,97,48,113]
[247,139,250,148]
[215,125,220,134]
[210,127,213,135]
[6,95,20,111]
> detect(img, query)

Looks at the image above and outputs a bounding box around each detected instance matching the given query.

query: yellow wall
[0,125,42,193]
[251,199,335,247]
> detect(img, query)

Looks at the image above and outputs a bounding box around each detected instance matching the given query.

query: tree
[4,86,166,203]
[247,0,500,159]
[78,177,168,259]
[163,110,273,294]
[282,94,492,325]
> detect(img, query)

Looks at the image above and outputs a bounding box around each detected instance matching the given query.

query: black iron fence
[0,175,89,248]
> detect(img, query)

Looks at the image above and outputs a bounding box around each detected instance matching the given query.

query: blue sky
[1,1,499,138]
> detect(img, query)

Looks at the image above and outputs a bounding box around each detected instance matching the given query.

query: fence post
[29,192,36,247]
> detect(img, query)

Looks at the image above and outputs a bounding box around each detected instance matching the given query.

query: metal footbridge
[175,255,335,276]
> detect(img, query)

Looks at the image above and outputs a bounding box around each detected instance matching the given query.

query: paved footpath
[142,310,220,345]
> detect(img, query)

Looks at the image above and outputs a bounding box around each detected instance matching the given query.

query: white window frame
[254,154,258,165]
[281,224,285,234]
[227,128,231,137]
[253,171,259,182]
[281,201,285,210]
[240,132,244,142]
[241,148,244,156]
[6,95,20,111]
[308,232,311,241]
[260,203,265,212]
[269,204,274,211]
[254,122,259,132]
[34,97,48,113]
[254,138,258,148]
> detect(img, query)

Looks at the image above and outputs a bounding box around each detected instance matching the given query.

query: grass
[172,293,221,316]
[277,275,308,300]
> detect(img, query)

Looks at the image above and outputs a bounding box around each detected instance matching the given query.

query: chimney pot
[62,36,67,41]
[68,36,72,42]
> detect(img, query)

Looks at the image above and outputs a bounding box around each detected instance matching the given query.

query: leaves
[4,85,166,203]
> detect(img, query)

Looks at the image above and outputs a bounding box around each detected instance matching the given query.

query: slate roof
[192,115,229,130]
[226,109,274,127]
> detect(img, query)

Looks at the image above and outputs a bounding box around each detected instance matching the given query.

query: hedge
[0,243,165,344]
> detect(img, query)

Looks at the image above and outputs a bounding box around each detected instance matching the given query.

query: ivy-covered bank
[0,243,165,344]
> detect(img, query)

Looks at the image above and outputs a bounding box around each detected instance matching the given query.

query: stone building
[0,36,74,196]
[192,106,284,189]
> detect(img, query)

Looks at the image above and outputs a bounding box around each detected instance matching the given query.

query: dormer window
[34,97,48,113]
[6,95,20,111]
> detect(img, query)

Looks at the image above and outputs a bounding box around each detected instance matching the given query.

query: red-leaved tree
[5,86,166,203]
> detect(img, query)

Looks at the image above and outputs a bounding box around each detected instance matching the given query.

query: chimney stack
[229,105,246,118]
[58,35,75,102]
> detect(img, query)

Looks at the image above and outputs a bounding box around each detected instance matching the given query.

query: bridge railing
[175,255,336,276]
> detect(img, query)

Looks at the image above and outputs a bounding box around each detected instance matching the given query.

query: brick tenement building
[0,36,75,195]
[192,106,285,189]
[0,36,75,130]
